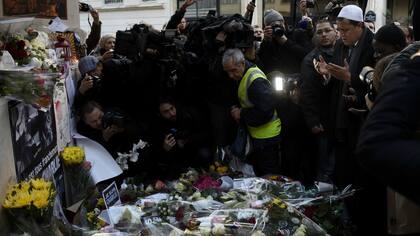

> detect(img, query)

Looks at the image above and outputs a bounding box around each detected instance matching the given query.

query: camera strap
[88,14,92,28]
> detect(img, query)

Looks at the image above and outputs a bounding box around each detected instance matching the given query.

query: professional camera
[273,74,299,93]
[102,110,125,129]
[306,0,315,8]
[325,0,345,15]
[90,75,102,87]
[359,66,376,101]
[272,25,285,37]
[79,2,93,12]
[359,66,374,85]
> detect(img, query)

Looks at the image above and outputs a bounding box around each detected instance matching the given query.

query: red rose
[16,40,26,50]
[154,180,166,190]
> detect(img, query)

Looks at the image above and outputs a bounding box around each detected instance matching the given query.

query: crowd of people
[74,0,420,234]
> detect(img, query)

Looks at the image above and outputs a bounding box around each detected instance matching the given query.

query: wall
[0,98,16,236]
[80,0,171,36]
[0,1,80,29]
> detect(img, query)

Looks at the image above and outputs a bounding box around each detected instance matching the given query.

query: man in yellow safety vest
[222,48,282,176]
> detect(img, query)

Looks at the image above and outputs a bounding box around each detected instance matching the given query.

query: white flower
[212,224,225,236]
[292,224,307,236]
[251,231,266,236]
[129,152,139,162]
[200,226,212,236]
[237,211,254,221]
[168,229,184,236]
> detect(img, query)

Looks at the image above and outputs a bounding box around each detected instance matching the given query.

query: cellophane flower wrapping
[2,178,57,235]
[60,146,95,208]
[0,70,58,108]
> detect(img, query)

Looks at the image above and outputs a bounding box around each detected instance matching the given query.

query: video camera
[102,110,125,129]
[359,66,377,101]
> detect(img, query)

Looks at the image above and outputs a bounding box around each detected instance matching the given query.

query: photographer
[79,2,102,56]
[166,0,196,37]
[90,34,115,62]
[258,9,312,75]
[151,98,213,179]
[77,101,150,168]
[362,23,407,109]
[75,56,104,109]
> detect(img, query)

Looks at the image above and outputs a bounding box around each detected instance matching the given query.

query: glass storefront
[177,0,241,18]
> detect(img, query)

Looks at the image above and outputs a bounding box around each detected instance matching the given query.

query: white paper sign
[73,134,122,184]
[48,17,68,32]
[53,81,71,151]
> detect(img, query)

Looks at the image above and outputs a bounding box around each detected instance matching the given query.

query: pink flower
[193,175,221,190]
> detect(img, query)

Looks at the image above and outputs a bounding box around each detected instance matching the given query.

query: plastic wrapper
[0,70,59,109]
[98,205,145,225]
[191,199,225,212]
[142,222,184,236]
[262,198,328,236]
[61,147,96,208]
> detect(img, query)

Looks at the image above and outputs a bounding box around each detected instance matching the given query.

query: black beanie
[374,23,407,49]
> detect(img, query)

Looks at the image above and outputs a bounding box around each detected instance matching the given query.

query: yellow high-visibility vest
[238,66,281,139]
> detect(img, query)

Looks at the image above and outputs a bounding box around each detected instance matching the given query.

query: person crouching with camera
[258,9,312,75]
[75,56,104,110]
[78,101,126,148]
[151,98,213,179]
[77,100,155,182]
[77,100,152,167]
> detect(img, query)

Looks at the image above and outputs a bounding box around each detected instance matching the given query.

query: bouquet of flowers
[60,146,94,207]
[0,70,58,108]
[1,29,58,70]
[3,34,29,65]
[2,178,56,235]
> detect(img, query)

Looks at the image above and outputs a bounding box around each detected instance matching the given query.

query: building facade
[80,0,413,36]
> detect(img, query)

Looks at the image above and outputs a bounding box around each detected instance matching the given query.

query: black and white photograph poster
[8,101,60,181]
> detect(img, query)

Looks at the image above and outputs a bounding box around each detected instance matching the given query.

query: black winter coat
[357,42,420,205]
[329,27,375,144]
[257,30,312,75]
[300,46,335,134]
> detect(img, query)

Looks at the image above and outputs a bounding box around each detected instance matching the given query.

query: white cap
[338,5,363,22]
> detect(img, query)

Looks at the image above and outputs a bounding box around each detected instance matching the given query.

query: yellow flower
[13,191,32,208]
[87,211,96,223]
[96,219,107,229]
[216,166,228,174]
[33,197,50,209]
[61,146,85,165]
[272,198,282,206]
[97,198,105,208]
[30,178,52,190]
[209,165,215,172]
[2,179,54,209]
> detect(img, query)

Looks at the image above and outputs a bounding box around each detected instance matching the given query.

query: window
[220,0,240,15]
[263,0,292,18]
[177,0,241,18]
[105,0,123,4]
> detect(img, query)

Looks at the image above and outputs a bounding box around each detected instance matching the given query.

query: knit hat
[264,9,284,26]
[375,23,407,49]
[78,56,99,75]
[364,10,376,22]
[99,34,116,49]
[338,5,363,22]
